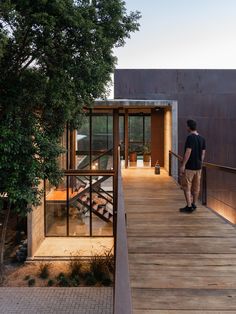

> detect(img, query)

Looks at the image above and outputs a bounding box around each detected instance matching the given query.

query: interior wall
[164,108,172,172]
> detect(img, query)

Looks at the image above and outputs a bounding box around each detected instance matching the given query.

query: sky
[113,0,236,69]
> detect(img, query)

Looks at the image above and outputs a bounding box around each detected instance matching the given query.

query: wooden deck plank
[134,311,236,314]
[122,168,236,312]
[132,289,236,310]
[128,253,236,266]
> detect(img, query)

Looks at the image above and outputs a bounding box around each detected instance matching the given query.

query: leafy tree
[0,0,140,280]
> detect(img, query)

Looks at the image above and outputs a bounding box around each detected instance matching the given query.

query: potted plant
[143,144,151,162]
[129,148,137,162]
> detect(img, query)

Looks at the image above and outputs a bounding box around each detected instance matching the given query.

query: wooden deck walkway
[122,168,236,314]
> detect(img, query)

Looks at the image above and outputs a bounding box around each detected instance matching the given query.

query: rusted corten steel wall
[114,69,236,222]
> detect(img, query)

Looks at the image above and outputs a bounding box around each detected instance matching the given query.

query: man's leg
[180,170,194,212]
[183,188,192,207]
[192,170,202,207]
[192,192,199,206]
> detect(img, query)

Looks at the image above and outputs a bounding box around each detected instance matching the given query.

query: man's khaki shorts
[181,169,202,194]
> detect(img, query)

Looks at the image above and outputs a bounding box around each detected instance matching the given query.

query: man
[180,120,206,213]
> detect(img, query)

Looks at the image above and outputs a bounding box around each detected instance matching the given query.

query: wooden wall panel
[151,108,164,167]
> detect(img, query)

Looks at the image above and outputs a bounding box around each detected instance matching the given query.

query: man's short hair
[187,119,197,131]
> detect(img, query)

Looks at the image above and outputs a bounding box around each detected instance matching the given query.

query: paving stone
[0,287,113,314]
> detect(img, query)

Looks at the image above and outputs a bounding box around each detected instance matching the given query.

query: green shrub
[103,248,115,273]
[47,279,54,287]
[28,278,35,286]
[88,248,114,285]
[101,275,112,286]
[90,255,106,282]
[38,263,51,279]
[70,275,80,287]
[57,273,70,287]
[68,259,83,278]
[84,273,96,286]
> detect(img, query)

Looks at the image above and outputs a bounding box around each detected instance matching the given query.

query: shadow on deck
[122,168,236,313]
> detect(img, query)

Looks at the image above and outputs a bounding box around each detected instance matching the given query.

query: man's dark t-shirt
[185,134,206,170]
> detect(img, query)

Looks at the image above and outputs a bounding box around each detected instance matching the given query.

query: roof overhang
[94,99,176,109]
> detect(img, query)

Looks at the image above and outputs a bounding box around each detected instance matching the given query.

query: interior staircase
[70,176,113,223]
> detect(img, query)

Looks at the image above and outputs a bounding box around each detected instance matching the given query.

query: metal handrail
[114,148,132,314]
[169,150,236,174]
[169,150,236,206]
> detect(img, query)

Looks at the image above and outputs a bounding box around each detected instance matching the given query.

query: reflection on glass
[76,113,114,170]
[77,115,90,170]
[127,115,151,167]
[68,176,90,236]
[92,176,113,236]
[92,115,113,170]
[45,178,67,236]
[144,116,151,143]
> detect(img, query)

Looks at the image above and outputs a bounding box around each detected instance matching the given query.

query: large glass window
[45,175,114,237]
[45,109,115,237]
[45,177,67,236]
[129,115,151,155]
[76,115,90,170]
[92,176,113,236]
[76,111,113,170]
[92,114,113,170]
[68,176,90,236]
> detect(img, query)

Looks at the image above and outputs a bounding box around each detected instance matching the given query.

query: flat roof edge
[94,99,176,108]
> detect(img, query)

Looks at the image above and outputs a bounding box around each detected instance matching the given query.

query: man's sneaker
[179,205,193,213]
[192,203,197,211]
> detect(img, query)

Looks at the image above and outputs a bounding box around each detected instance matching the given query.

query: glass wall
[92,114,113,170]
[45,109,115,237]
[76,110,113,170]
[45,174,114,237]
[45,177,67,236]
[129,115,151,153]
[76,115,90,170]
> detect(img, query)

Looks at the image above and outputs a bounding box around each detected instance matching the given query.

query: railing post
[169,151,172,176]
[202,166,207,206]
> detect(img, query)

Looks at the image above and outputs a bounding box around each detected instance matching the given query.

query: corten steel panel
[151,108,164,167]
[115,69,236,98]
[114,69,236,223]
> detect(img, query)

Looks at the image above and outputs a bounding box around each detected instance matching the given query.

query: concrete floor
[32,237,114,260]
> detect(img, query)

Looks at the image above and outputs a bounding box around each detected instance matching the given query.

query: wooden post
[113,109,119,173]
[202,166,207,205]
[169,151,172,176]
[69,129,76,193]
[69,129,76,170]
[124,109,129,168]
[113,109,119,304]
[113,109,119,237]
[151,108,164,167]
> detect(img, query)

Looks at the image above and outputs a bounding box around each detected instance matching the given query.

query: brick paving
[0,287,113,314]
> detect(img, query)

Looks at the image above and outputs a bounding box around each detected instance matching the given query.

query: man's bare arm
[182,148,192,167]
[180,148,192,175]
[202,149,206,162]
